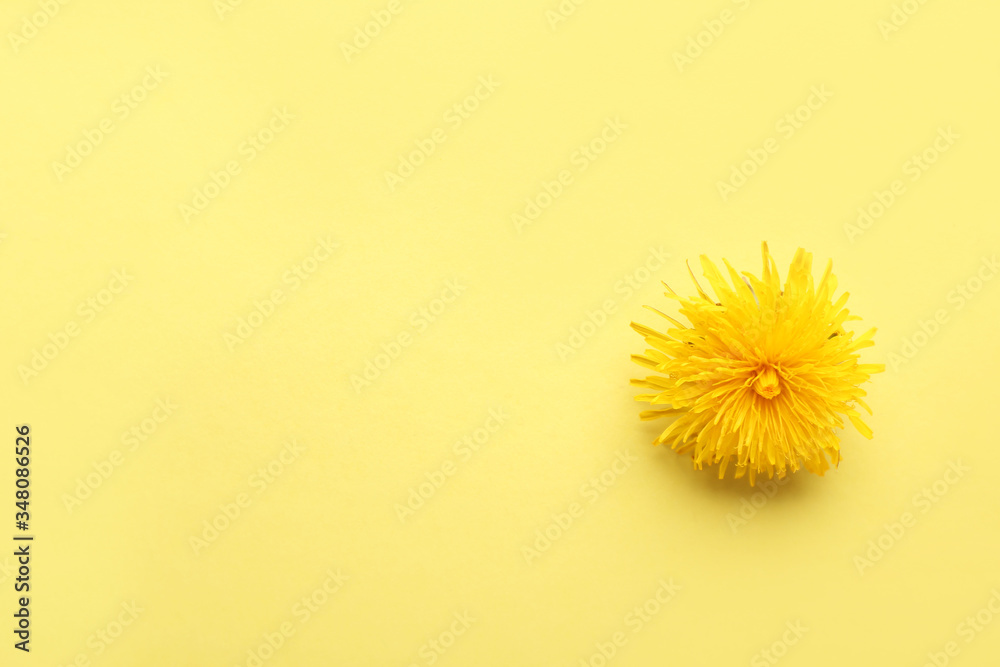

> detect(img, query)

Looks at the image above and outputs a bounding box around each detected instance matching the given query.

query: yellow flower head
[630,243,884,484]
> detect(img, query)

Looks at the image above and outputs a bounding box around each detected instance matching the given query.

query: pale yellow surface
[2,1,999,665]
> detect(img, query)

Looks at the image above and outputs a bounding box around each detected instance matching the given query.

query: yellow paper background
[2,0,999,665]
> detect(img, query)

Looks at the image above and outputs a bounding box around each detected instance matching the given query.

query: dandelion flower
[630,242,883,484]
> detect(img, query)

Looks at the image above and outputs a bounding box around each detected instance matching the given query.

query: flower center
[753,365,781,399]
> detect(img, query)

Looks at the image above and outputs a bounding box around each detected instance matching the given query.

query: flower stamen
[753,365,781,399]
